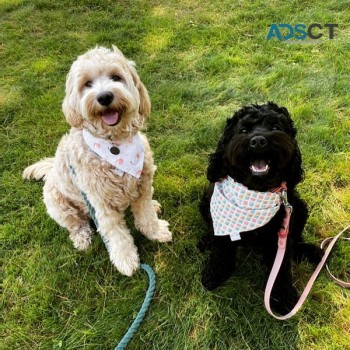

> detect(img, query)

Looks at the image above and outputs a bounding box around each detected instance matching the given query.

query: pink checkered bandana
[210,176,282,241]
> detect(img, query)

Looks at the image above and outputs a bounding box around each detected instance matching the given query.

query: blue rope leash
[69,162,156,349]
[115,263,156,350]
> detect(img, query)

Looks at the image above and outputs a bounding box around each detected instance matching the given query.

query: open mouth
[100,109,120,126]
[250,159,270,176]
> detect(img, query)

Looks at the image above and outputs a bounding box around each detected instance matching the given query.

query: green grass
[1,0,350,349]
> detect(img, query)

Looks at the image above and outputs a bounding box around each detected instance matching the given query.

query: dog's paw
[152,200,162,214]
[147,220,172,242]
[156,220,172,242]
[202,268,219,291]
[202,263,233,291]
[70,226,93,251]
[270,285,299,315]
[202,272,229,291]
[109,246,140,277]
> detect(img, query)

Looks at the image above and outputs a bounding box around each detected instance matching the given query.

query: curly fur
[23,46,172,276]
[200,102,322,314]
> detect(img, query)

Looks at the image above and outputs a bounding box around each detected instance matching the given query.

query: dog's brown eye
[239,128,248,134]
[85,81,93,88]
[272,126,280,131]
[111,75,122,82]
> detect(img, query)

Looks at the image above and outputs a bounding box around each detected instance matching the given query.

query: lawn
[1,0,350,349]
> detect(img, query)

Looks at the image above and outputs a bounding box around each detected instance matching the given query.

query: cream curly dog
[23,46,172,276]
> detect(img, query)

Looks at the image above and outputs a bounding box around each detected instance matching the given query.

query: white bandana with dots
[82,129,144,179]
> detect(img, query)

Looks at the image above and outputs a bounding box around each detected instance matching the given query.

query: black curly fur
[200,102,322,314]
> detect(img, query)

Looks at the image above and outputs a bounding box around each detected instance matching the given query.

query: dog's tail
[23,158,54,181]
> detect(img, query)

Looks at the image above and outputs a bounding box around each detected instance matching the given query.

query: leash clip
[280,189,293,213]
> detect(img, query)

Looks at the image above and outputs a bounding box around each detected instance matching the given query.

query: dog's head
[207,102,303,191]
[62,45,151,139]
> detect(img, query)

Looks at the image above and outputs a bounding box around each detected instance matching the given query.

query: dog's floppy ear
[127,61,151,118]
[286,141,304,188]
[62,70,84,128]
[207,117,238,183]
[207,147,226,183]
[112,45,151,118]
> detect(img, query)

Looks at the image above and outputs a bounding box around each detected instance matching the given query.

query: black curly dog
[200,102,322,314]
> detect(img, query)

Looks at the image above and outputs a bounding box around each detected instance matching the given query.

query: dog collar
[82,129,144,179]
[210,176,283,241]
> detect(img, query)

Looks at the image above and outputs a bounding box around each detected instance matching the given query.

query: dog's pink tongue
[253,160,267,169]
[101,110,119,125]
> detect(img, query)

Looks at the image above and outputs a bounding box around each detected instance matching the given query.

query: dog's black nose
[250,136,267,149]
[97,91,114,106]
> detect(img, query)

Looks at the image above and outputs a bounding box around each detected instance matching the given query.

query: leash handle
[321,232,350,288]
[265,224,350,320]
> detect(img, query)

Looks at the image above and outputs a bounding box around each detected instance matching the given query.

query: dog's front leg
[202,235,237,290]
[99,211,140,276]
[86,194,140,276]
[131,169,172,243]
[131,182,172,243]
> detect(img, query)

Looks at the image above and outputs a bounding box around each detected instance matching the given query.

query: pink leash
[264,187,350,320]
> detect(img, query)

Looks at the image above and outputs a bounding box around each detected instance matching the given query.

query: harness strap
[265,210,350,319]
